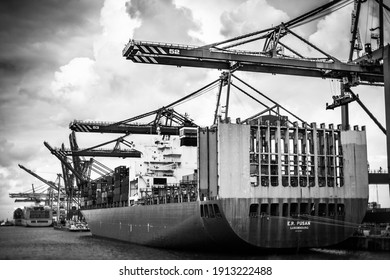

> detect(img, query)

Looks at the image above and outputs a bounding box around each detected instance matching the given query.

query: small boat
[54,220,90,232]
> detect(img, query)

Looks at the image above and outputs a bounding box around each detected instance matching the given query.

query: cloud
[0,0,105,134]
[0,138,38,168]
[220,0,289,37]
[269,0,330,19]
[51,57,99,103]
[125,0,201,43]
[0,0,106,218]
[0,0,104,77]
[25,0,211,135]
[308,4,353,59]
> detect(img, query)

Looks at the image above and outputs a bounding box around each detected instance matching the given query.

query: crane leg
[384,45,390,183]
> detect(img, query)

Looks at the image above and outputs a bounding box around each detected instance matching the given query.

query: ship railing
[369,168,388,173]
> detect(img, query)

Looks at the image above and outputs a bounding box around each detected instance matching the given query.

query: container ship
[81,114,368,249]
[18,206,53,227]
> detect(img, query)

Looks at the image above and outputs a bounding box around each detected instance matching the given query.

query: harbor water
[0,226,389,260]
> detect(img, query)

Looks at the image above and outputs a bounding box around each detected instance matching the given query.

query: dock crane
[122,0,390,184]
[49,135,142,158]
[19,165,61,194]
[44,134,139,203]
[123,0,384,84]
[69,106,196,135]
[45,133,141,184]
[17,164,76,220]
[9,184,52,204]
[44,141,109,188]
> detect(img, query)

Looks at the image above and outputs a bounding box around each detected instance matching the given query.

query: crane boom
[44,142,87,183]
[18,164,59,192]
[18,164,80,206]
[69,106,197,134]
[69,120,182,135]
[123,40,383,84]
[51,147,142,158]
[122,0,385,85]
[9,193,49,198]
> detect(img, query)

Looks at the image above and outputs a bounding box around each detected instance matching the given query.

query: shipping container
[120,194,128,202]
[113,187,121,195]
[113,194,120,202]
[115,165,127,174]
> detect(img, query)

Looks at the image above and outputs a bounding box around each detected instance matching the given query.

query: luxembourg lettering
[287,220,311,231]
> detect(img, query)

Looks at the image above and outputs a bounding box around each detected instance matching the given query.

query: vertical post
[349,0,362,62]
[379,0,384,48]
[384,45,390,183]
[341,83,349,130]
[276,121,282,186]
[213,79,224,125]
[57,174,61,224]
[341,105,349,130]
[49,189,53,209]
[224,72,232,120]
[206,127,210,199]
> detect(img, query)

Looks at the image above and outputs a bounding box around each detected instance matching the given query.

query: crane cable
[290,0,354,29]
[169,82,221,108]
[211,0,354,51]
[364,0,371,44]
[384,5,390,28]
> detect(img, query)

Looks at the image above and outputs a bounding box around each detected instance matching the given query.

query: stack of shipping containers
[113,166,130,207]
[80,165,129,209]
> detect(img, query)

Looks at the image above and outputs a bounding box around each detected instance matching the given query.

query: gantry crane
[48,135,142,158]
[44,133,140,205]
[122,0,390,183]
[69,106,196,135]
[123,1,385,83]
[9,184,52,204]
[45,133,141,184]
[18,164,74,205]
[17,165,75,220]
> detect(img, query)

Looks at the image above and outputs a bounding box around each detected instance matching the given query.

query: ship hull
[82,197,367,249]
[14,219,23,226]
[82,201,246,248]
[221,197,367,249]
[21,219,53,227]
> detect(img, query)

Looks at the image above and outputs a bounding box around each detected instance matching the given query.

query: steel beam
[124,41,384,83]
[340,83,350,130]
[70,121,182,135]
[60,149,142,158]
[384,45,390,183]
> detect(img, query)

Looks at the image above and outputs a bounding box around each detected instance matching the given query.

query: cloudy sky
[1,0,390,219]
